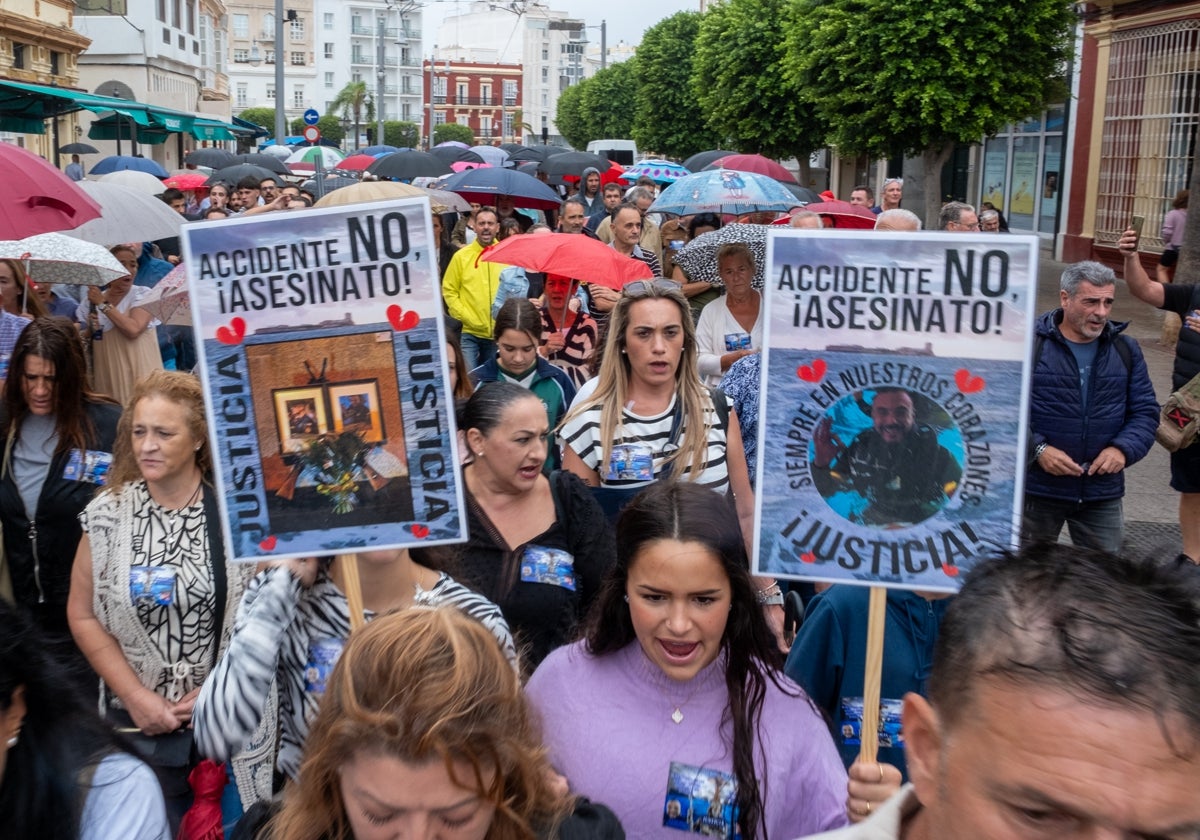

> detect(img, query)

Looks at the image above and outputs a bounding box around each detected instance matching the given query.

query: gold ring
[865,801,872,816]
[877,764,884,784]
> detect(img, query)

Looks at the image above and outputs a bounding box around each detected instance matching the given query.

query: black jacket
[0,401,121,613]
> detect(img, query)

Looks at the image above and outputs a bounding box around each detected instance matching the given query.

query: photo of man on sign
[812,387,963,527]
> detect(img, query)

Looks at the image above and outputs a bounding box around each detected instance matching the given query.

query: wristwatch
[756,582,784,606]
[1033,442,1048,464]
[98,303,112,313]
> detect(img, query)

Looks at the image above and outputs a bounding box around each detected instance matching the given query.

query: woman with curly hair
[267,607,620,840]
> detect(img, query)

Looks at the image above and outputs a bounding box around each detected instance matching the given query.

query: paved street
[1034,250,1183,557]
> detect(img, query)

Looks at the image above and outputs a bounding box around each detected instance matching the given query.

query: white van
[587,139,638,166]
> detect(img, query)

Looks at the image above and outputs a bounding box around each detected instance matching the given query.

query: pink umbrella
[801,200,878,229]
[480,233,652,290]
[163,172,210,191]
[708,153,798,185]
[0,144,103,239]
[334,154,377,172]
[450,160,492,173]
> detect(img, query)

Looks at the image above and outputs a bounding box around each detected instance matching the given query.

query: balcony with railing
[349,25,422,39]
[432,95,502,106]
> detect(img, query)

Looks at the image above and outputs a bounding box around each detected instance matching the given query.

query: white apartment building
[224,0,317,131]
[436,1,598,145]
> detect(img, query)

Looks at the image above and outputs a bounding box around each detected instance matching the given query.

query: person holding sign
[266,608,622,840]
[526,482,853,839]
[802,544,1200,840]
[67,372,266,827]
[0,318,121,700]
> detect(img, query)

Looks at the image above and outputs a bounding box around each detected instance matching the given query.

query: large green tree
[632,12,722,160]
[555,84,588,149]
[434,123,475,146]
[788,0,1074,225]
[330,81,375,151]
[692,0,824,173]
[576,59,638,146]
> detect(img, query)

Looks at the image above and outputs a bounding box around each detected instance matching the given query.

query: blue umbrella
[440,167,561,210]
[88,155,170,178]
[649,169,801,216]
[469,145,510,167]
[361,144,399,155]
[619,159,691,184]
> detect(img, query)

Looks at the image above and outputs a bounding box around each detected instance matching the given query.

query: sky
[419,0,699,52]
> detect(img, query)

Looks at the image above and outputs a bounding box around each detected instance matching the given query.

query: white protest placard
[182,198,465,563]
[755,230,1039,591]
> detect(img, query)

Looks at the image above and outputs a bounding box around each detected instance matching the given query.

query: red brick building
[423,59,522,145]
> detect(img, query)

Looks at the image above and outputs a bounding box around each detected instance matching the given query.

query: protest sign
[183,198,465,563]
[755,230,1039,591]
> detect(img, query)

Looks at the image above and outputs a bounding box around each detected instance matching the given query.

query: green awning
[87,116,170,144]
[192,117,239,141]
[0,79,153,133]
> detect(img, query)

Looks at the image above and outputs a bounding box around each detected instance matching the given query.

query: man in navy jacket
[1023,261,1159,552]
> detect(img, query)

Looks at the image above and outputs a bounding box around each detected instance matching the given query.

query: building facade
[422,57,521,144]
[224,0,316,131]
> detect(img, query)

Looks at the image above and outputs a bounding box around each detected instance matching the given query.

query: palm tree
[331,81,375,150]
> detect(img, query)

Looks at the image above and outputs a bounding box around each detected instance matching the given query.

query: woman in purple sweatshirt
[527,482,857,839]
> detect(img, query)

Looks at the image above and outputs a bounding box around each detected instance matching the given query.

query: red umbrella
[479,232,652,290]
[163,172,210,191]
[802,200,878,229]
[708,153,798,185]
[334,154,378,172]
[0,144,102,239]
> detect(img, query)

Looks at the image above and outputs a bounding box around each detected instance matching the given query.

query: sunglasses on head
[622,279,680,298]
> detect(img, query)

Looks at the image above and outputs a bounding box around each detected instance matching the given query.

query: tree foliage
[330,81,376,145]
[555,84,588,149]
[576,59,638,146]
[237,107,276,131]
[632,12,722,159]
[788,0,1074,221]
[382,121,420,148]
[692,0,825,161]
[434,123,475,146]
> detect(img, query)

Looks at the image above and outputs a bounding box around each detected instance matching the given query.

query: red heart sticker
[800,551,816,564]
[409,523,430,539]
[216,316,246,345]
[796,359,828,383]
[954,369,985,394]
[259,535,277,551]
[387,304,420,332]
[942,564,960,578]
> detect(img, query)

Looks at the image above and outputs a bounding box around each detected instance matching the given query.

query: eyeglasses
[622,279,680,298]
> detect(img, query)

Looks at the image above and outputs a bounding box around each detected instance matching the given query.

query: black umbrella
[782,183,821,205]
[59,142,99,155]
[506,145,567,164]
[440,167,561,210]
[499,143,528,155]
[236,153,290,174]
[430,146,485,165]
[185,148,238,169]
[514,161,541,177]
[681,150,737,173]
[539,151,610,180]
[302,175,360,192]
[206,164,277,186]
[366,151,452,181]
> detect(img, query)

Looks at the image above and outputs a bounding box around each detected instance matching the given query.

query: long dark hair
[0,600,133,840]
[586,482,788,839]
[1,317,118,454]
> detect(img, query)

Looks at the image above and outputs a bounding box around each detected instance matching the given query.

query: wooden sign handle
[339,553,366,632]
[858,586,887,763]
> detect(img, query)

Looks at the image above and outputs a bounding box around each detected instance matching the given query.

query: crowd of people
[0,158,1195,840]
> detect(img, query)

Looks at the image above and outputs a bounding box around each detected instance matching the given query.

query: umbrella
[163,172,210,191]
[619,159,691,184]
[499,143,527,155]
[313,181,472,214]
[89,155,170,178]
[706,153,797,184]
[480,233,653,289]
[681,150,737,173]
[59,142,100,155]
[451,160,491,173]
[507,145,565,164]
[540,151,609,180]
[782,183,821,205]
[67,181,183,246]
[469,145,509,167]
[434,140,470,149]
[236,154,290,174]
[649,170,800,216]
[184,148,238,169]
[285,146,347,172]
[0,143,102,239]
[96,170,168,195]
[802,200,879,229]
[440,167,561,210]
[0,232,129,286]
[514,161,541,177]
[674,223,768,290]
[367,152,452,181]
[333,154,378,172]
[258,144,296,160]
[360,144,399,156]
[206,164,277,186]
[137,263,191,326]
[430,146,485,165]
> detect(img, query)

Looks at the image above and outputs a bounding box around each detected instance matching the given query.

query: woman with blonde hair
[268,607,620,840]
[0,258,49,320]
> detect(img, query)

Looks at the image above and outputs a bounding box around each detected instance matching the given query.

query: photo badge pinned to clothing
[305,638,345,695]
[63,449,113,484]
[839,697,905,748]
[605,442,655,482]
[520,545,576,591]
[724,332,752,352]
[663,761,741,839]
[129,566,176,607]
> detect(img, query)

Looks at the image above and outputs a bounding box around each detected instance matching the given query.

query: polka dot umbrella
[618,159,692,184]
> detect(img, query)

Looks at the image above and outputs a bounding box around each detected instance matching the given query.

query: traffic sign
[302,125,321,143]
[303,108,320,126]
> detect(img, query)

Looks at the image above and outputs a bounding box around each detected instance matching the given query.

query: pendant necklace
[663,678,704,725]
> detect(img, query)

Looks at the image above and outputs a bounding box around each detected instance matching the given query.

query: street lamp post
[273,0,286,148]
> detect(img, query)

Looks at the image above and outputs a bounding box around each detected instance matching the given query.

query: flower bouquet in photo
[298,431,367,514]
